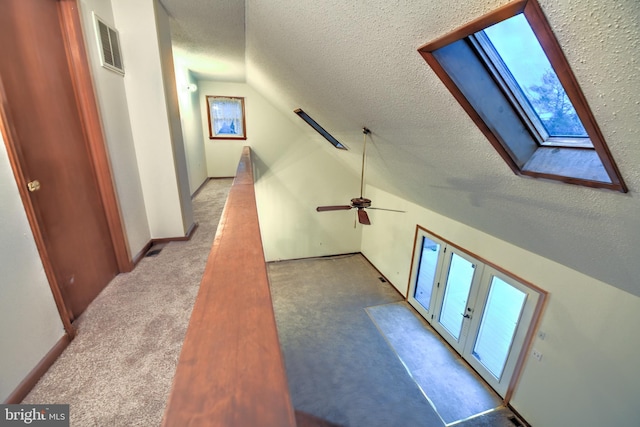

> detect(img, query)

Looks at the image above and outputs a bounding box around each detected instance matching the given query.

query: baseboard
[132,240,154,267]
[151,222,199,245]
[131,222,201,266]
[192,177,235,200]
[506,404,531,427]
[191,178,210,199]
[359,253,406,299]
[4,333,72,404]
[183,222,199,241]
[266,252,361,264]
[266,252,406,303]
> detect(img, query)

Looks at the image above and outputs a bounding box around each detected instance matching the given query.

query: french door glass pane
[472,276,527,379]
[439,254,475,340]
[413,237,440,310]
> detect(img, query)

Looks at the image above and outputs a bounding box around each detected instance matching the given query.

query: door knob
[27,180,41,192]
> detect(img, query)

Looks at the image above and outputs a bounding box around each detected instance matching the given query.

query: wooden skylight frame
[418,0,627,192]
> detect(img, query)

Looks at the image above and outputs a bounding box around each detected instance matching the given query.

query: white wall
[154,1,194,230]
[0,0,199,402]
[0,135,65,402]
[79,0,150,258]
[198,83,245,178]
[174,60,207,195]
[361,185,640,427]
[111,0,192,239]
[198,80,362,261]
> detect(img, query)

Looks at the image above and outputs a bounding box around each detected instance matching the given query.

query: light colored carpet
[22,178,233,427]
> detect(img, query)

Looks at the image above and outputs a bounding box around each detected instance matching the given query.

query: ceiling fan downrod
[360,127,370,199]
[315,126,404,225]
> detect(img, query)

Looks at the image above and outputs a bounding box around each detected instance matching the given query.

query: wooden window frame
[207,96,247,140]
[418,0,627,192]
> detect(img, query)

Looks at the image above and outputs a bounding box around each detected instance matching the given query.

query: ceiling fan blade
[316,205,353,212]
[357,208,371,225]
[366,207,406,213]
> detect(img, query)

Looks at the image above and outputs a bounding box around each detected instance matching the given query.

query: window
[207,96,247,140]
[418,0,626,192]
[475,14,589,145]
[294,108,347,149]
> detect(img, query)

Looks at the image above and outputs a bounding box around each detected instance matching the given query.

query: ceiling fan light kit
[316,127,404,225]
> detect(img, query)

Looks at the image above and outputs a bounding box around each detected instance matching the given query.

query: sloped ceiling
[159,0,245,81]
[159,0,640,297]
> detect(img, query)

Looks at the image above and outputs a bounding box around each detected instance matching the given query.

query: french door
[407,228,542,397]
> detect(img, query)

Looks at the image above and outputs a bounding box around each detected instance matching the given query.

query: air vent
[93,13,124,75]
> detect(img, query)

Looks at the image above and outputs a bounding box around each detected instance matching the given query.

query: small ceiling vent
[93,12,124,75]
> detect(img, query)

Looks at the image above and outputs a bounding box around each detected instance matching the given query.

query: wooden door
[0,0,120,320]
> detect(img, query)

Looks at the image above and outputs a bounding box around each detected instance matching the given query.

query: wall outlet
[532,349,543,362]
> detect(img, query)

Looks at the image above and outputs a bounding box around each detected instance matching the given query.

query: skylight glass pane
[483,14,588,138]
[294,109,346,149]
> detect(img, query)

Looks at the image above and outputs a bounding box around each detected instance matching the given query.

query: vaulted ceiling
[159,0,640,296]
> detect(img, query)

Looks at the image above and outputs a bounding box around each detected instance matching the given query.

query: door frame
[406,225,548,403]
[0,0,132,336]
[406,232,447,320]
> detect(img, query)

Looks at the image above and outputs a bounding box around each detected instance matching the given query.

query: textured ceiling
[159,0,245,81]
[160,0,640,296]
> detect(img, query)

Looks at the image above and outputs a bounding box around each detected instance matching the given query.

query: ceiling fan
[316,127,404,225]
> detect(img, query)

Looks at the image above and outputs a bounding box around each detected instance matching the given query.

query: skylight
[418,0,626,192]
[294,108,346,150]
[481,14,589,141]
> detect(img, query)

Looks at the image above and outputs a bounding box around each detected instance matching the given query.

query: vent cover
[93,13,124,75]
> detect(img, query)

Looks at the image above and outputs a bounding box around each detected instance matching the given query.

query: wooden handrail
[162,147,296,427]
